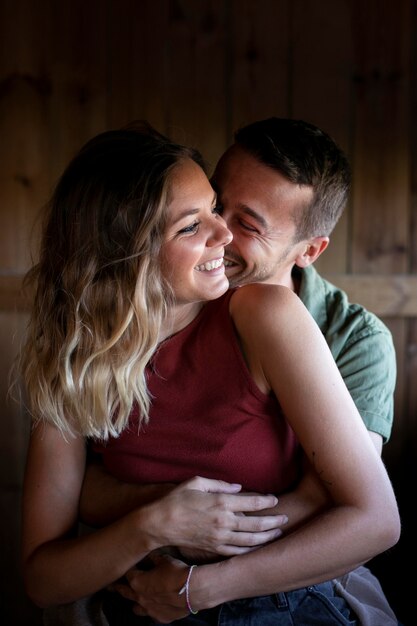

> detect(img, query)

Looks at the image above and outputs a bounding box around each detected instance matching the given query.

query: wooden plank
[291,0,353,275]
[351,0,411,274]
[0,312,31,487]
[229,0,290,132]
[105,0,136,128]
[0,275,33,312]
[106,0,170,133]
[323,274,417,317]
[0,0,52,272]
[162,0,229,172]
[0,9,44,623]
[163,0,198,141]
[291,0,353,140]
[191,0,230,171]
[46,0,108,183]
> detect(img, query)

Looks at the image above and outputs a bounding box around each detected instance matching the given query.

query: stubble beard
[226,264,276,288]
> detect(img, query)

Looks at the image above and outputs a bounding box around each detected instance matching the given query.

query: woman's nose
[208,215,233,247]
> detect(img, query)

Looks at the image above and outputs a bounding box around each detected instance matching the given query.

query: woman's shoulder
[229,283,318,352]
[230,283,303,320]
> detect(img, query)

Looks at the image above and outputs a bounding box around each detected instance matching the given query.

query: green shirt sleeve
[298,266,396,444]
[327,314,396,443]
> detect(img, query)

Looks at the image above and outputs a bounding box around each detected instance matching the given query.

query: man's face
[211,145,314,289]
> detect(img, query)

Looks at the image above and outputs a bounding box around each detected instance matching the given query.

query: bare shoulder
[230,283,306,326]
[229,283,323,359]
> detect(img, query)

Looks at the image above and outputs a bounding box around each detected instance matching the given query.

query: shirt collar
[293,265,328,332]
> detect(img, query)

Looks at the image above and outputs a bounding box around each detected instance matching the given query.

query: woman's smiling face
[160,158,233,306]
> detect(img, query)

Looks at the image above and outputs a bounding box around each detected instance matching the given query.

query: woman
[19,122,400,624]
[20,123,284,607]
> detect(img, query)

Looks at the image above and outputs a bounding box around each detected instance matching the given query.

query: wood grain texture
[0,1,415,623]
[324,273,417,317]
[291,0,353,275]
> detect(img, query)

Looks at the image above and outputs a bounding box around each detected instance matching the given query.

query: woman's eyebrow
[171,193,218,225]
[171,207,200,226]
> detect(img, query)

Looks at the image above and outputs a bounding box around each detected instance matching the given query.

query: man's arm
[80,428,383,532]
[79,454,174,527]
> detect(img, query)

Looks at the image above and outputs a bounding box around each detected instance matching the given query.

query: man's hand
[109,554,190,623]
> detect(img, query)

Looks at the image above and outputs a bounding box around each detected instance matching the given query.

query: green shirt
[296,265,396,443]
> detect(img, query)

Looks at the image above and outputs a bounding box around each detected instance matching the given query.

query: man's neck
[290,266,302,296]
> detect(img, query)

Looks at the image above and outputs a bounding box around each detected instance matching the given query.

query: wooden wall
[0,1,415,624]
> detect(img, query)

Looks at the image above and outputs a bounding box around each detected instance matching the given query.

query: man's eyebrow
[238,204,268,229]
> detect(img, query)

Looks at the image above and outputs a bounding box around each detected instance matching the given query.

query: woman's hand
[145,476,287,556]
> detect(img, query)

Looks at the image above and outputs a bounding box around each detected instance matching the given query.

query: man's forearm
[244,459,331,533]
[80,457,331,532]
[80,432,382,530]
[79,460,174,526]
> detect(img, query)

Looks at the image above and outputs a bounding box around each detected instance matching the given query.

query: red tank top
[93,289,301,494]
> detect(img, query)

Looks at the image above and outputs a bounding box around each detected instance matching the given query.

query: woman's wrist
[189,561,229,611]
[178,564,199,614]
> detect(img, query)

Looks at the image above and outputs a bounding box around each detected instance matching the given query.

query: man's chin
[225,267,244,288]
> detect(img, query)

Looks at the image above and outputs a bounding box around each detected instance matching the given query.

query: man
[212,117,394,454]
[209,117,398,623]
[77,118,398,625]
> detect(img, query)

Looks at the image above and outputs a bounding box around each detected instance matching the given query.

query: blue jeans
[168,583,358,625]
[102,581,358,625]
[44,580,404,625]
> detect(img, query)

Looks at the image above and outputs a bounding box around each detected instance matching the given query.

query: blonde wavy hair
[19,122,206,439]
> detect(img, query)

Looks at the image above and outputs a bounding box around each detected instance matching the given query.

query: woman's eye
[178,221,200,235]
[213,203,223,215]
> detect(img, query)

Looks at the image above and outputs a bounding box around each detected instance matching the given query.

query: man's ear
[295,236,329,268]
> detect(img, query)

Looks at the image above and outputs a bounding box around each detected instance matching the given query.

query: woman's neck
[159,301,205,342]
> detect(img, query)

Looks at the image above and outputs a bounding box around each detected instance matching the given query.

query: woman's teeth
[195,258,224,272]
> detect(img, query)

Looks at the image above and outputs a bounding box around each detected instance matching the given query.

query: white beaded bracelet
[178,564,199,615]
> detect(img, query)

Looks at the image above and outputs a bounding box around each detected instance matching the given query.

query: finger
[132,604,148,617]
[217,544,263,556]
[186,476,242,493]
[219,527,284,551]
[232,513,288,532]
[125,568,148,591]
[223,493,279,512]
[125,568,142,584]
[110,583,138,602]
